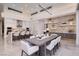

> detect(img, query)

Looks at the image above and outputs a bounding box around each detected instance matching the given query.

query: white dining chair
[46,39,57,55]
[20,40,39,56]
[20,31,25,35]
[46,36,61,55]
[20,30,26,39]
[50,34,58,36]
[13,31,20,36]
[57,36,61,47]
[13,31,20,40]
[57,36,61,43]
[30,36,35,39]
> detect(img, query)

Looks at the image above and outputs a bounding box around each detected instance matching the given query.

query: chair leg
[21,50,24,56]
[21,50,29,56]
[53,48,56,55]
[57,42,61,49]
[36,51,39,56]
[58,42,61,47]
[55,43,59,50]
[48,50,51,56]
[49,49,55,56]
[56,43,59,49]
[23,50,29,56]
[50,52,52,56]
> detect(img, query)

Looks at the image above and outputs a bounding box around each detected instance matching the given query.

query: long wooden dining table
[26,35,59,56]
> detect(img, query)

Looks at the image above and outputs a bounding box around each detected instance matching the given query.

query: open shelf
[47,14,76,33]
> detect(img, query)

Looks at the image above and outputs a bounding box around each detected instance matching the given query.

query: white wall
[31,20,45,35]
[22,20,30,29]
[0,20,2,37]
[22,20,34,34]
[76,11,79,46]
[4,17,17,40]
[4,18,17,28]
[23,19,46,35]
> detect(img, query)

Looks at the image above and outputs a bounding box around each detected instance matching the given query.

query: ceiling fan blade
[39,4,44,9]
[47,6,52,9]
[31,12,38,16]
[38,4,52,15]
[45,10,52,15]
[40,9,45,12]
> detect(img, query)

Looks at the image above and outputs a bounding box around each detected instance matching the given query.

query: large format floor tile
[0,37,79,56]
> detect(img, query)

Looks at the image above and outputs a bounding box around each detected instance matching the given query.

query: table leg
[39,43,47,56]
[44,43,46,56]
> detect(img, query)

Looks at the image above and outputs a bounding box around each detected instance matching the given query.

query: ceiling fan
[38,4,52,15]
[31,4,52,16]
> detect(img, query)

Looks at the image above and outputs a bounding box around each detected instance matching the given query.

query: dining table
[26,34,59,56]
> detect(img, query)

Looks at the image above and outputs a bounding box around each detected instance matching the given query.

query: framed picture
[17,20,22,27]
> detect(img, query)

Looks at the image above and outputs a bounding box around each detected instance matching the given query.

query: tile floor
[0,37,79,56]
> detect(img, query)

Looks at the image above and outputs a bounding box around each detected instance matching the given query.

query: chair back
[30,36,35,39]
[20,31,25,35]
[46,36,61,51]
[21,40,32,50]
[52,36,61,45]
[51,34,58,36]
[26,31,30,35]
[13,31,20,36]
[51,38,58,46]
[46,38,57,50]
[57,36,61,43]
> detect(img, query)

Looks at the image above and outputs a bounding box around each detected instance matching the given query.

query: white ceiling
[4,3,73,14]
[1,3,77,20]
